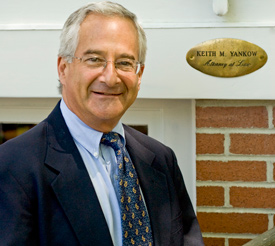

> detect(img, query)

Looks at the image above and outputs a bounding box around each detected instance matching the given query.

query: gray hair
[58,1,147,64]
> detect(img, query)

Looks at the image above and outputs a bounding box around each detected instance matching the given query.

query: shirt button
[114,175,118,180]
[94,152,98,158]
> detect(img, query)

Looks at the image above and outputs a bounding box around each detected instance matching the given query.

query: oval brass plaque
[186,38,268,77]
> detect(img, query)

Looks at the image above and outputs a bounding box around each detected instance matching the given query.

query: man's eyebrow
[119,53,136,61]
[83,50,137,60]
[83,49,104,56]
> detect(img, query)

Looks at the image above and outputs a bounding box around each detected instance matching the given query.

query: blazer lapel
[44,103,113,246]
[125,130,171,246]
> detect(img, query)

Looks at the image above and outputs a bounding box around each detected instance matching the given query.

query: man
[0,1,204,245]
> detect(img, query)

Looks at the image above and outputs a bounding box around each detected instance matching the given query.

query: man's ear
[57,57,68,84]
[137,65,145,90]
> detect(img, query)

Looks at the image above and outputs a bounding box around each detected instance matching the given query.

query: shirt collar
[60,99,125,158]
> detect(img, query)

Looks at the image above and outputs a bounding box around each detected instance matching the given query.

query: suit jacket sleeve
[169,149,204,245]
[0,136,40,245]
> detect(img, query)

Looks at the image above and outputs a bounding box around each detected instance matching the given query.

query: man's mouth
[93,91,121,96]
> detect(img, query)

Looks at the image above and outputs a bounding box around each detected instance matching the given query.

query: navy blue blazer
[0,101,204,246]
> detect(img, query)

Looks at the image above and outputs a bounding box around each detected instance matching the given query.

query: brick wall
[196,99,275,246]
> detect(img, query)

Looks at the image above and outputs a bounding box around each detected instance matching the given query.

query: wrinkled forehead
[80,13,138,37]
[77,13,139,58]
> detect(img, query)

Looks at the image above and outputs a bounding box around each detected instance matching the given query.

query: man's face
[58,14,144,132]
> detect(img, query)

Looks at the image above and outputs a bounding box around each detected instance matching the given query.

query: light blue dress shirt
[60,99,123,246]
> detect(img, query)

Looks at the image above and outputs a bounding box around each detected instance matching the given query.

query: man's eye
[117,60,134,67]
[86,57,103,63]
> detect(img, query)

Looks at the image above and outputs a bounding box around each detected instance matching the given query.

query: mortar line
[267,105,274,129]
[267,161,274,183]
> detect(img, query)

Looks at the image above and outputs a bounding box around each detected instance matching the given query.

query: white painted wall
[0,0,274,99]
[1,0,274,26]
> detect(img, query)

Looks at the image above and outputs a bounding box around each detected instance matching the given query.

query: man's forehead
[77,13,139,58]
[79,13,137,40]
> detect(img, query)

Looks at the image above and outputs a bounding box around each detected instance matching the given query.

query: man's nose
[101,61,120,87]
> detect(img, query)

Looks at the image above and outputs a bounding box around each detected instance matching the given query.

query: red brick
[196,161,266,181]
[196,106,268,128]
[230,187,275,208]
[228,238,251,246]
[203,237,225,246]
[197,186,224,206]
[230,134,275,155]
[197,212,268,234]
[196,133,224,154]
